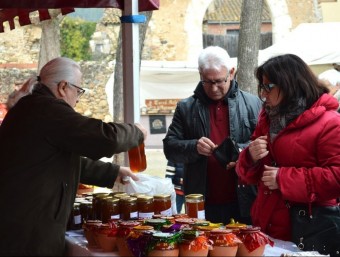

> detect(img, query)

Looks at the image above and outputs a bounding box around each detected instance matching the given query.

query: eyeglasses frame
[259,83,276,93]
[201,75,229,87]
[67,82,85,98]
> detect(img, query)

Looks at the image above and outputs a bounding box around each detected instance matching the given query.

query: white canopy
[259,22,340,65]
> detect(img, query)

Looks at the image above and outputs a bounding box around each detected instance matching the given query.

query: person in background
[163,46,262,225]
[0,57,147,256]
[236,54,340,255]
[165,160,185,213]
[318,63,340,112]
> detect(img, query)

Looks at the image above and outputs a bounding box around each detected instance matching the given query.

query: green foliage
[60,17,96,61]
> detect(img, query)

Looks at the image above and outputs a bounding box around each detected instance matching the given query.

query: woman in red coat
[236,54,340,255]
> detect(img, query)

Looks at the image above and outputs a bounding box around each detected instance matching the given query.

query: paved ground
[144,148,167,178]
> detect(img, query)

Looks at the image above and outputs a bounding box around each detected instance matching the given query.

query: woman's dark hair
[255,54,329,114]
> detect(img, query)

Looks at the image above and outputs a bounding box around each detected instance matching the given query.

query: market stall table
[65,229,301,256]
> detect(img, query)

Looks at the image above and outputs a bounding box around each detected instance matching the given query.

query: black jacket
[0,84,143,256]
[163,80,261,217]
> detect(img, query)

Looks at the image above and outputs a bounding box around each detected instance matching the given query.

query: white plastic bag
[123,173,178,214]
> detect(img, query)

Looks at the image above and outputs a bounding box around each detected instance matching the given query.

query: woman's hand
[262,165,279,190]
[248,135,269,162]
[116,166,139,184]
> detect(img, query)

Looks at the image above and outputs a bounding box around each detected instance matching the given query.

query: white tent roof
[259,22,340,65]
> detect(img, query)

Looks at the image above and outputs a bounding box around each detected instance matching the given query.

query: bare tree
[237,0,264,94]
[112,11,153,166]
[38,10,64,72]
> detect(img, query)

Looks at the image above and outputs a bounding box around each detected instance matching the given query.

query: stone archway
[265,0,292,43]
[181,0,292,62]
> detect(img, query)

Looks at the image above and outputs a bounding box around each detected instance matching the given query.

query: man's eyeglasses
[201,77,229,87]
[67,82,85,98]
[259,83,276,93]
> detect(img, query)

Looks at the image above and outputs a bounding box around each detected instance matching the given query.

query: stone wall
[0,61,113,122]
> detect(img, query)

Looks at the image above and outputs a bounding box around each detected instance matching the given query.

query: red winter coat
[236,93,340,241]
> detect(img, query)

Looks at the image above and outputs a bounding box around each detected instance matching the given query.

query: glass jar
[148,232,181,257]
[82,220,102,248]
[185,194,205,219]
[208,228,242,257]
[179,228,212,257]
[126,225,155,257]
[116,221,141,256]
[92,193,109,220]
[102,197,120,223]
[137,195,154,219]
[67,202,82,230]
[95,223,118,252]
[154,194,172,216]
[236,226,274,257]
[128,142,147,172]
[119,197,138,220]
[79,201,94,222]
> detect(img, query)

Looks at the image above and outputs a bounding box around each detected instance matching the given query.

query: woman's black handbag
[290,205,340,256]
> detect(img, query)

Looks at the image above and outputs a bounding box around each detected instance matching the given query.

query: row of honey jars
[69,192,173,226]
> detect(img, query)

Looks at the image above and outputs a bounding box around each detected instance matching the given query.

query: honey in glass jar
[119,197,138,220]
[185,194,205,219]
[128,142,147,172]
[137,195,154,219]
[154,194,172,216]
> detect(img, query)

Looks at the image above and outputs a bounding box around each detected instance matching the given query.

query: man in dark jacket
[0,57,146,256]
[163,46,261,225]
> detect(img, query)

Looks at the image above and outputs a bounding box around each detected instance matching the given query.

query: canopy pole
[122,0,140,124]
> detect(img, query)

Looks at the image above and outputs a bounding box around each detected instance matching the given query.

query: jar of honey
[137,195,154,219]
[119,197,138,220]
[236,226,274,256]
[208,228,242,257]
[154,194,172,216]
[179,228,212,257]
[126,225,155,257]
[95,223,118,252]
[67,202,82,230]
[185,194,205,219]
[128,142,147,172]
[82,220,102,248]
[116,220,141,256]
[102,197,120,223]
[92,193,109,220]
[148,232,181,257]
[79,201,93,223]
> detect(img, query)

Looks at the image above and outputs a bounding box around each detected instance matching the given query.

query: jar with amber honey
[185,194,205,219]
[137,195,154,219]
[102,197,120,223]
[154,194,172,216]
[148,232,181,257]
[119,197,138,220]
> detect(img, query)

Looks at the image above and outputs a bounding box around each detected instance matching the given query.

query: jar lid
[209,228,233,234]
[133,225,154,231]
[137,195,154,202]
[239,226,261,233]
[106,198,120,204]
[120,197,137,203]
[185,194,204,200]
[152,232,175,238]
[145,218,167,224]
[154,194,171,199]
[113,193,129,199]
